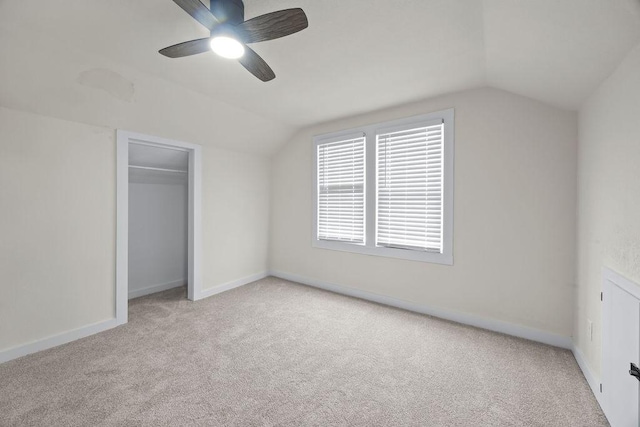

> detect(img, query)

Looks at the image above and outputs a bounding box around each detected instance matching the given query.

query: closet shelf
[129,165,187,174]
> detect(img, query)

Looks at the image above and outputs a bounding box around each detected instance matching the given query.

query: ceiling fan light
[210,36,245,59]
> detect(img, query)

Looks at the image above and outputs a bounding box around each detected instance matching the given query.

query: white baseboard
[0,318,119,365]
[128,279,186,300]
[269,270,572,349]
[571,343,604,409]
[196,271,269,300]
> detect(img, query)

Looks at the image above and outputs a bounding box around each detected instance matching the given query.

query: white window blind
[376,121,444,252]
[317,136,366,243]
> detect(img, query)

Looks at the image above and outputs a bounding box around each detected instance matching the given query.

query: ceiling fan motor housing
[210,0,245,25]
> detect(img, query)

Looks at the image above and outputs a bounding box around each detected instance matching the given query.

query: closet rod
[129,165,187,174]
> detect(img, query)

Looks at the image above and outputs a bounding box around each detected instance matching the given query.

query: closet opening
[116,131,202,325]
[128,142,188,299]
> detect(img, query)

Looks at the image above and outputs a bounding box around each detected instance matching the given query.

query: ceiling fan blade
[172,0,218,30]
[236,8,308,44]
[159,38,211,58]
[238,46,275,82]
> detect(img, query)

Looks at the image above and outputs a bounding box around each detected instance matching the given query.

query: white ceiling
[1,0,639,154]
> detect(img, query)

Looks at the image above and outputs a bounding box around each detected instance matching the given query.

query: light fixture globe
[210,36,245,59]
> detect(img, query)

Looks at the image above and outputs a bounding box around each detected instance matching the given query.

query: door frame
[116,130,203,325]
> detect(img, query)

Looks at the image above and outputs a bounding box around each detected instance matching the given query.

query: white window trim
[312,108,454,265]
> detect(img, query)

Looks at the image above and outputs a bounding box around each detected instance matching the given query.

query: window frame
[312,108,454,265]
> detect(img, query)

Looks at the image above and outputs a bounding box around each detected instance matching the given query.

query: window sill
[312,239,453,265]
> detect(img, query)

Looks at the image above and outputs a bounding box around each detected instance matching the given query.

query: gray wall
[128,181,187,298]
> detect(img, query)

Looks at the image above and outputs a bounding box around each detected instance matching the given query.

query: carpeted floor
[0,277,607,426]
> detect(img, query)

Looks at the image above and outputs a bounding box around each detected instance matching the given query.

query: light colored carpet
[1,277,607,426]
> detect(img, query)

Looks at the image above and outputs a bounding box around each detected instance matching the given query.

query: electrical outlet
[587,320,593,341]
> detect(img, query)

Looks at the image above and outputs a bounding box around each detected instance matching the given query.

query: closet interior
[128,142,189,299]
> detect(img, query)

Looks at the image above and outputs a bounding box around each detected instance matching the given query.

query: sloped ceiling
[1,0,639,154]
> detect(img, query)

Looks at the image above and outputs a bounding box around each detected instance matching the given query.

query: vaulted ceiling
[1,0,639,154]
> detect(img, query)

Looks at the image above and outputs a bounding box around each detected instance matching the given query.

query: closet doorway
[116,130,202,325]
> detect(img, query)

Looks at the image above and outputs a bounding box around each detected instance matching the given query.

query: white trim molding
[116,130,203,325]
[269,270,571,349]
[0,319,118,364]
[603,266,640,300]
[197,271,269,300]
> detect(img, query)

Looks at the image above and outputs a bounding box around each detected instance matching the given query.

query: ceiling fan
[159,0,308,82]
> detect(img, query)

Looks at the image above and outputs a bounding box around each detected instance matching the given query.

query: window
[317,135,365,243]
[313,109,454,264]
[377,121,444,252]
